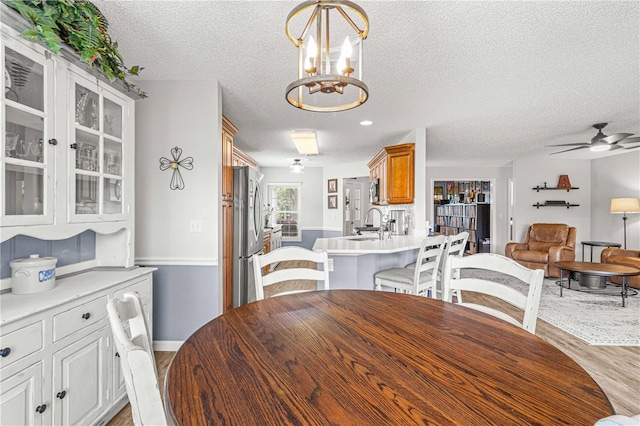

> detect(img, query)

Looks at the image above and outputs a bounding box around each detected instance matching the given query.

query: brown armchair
[505,223,577,277]
[601,248,640,289]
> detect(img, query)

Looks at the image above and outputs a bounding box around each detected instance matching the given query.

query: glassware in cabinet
[68,72,128,222]
[2,34,55,226]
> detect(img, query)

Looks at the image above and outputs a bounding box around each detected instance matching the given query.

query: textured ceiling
[92,0,639,168]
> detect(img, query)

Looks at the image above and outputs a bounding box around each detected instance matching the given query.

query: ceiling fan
[548,123,640,155]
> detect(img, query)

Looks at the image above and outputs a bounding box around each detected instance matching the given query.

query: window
[267,183,301,242]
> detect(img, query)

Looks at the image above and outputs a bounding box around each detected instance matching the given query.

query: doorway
[433,180,493,254]
[343,177,369,236]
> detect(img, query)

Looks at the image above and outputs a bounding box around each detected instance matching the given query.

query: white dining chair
[252,246,330,300]
[406,231,469,300]
[374,235,448,297]
[107,292,167,426]
[442,253,545,334]
[594,414,640,426]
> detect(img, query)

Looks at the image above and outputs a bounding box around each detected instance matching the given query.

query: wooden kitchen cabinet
[368,143,414,205]
[221,115,237,313]
[222,116,237,201]
[232,146,258,168]
[263,230,271,275]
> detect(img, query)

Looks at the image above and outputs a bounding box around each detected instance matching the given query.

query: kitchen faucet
[364,207,388,240]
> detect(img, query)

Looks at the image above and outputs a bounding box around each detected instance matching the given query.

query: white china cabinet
[1,5,147,426]
[1,16,135,269]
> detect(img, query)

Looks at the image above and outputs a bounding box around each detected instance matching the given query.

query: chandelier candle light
[286,0,369,112]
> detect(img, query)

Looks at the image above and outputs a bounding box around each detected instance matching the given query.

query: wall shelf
[532,185,579,192]
[533,202,580,209]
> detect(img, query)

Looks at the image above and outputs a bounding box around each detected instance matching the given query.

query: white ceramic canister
[10,255,58,295]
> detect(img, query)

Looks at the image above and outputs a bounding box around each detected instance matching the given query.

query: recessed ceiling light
[360,120,373,126]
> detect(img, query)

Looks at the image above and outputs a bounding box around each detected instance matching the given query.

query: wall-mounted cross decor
[159,146,193,190]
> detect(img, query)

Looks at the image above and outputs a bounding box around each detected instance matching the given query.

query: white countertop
[312,235,425,255]
[1,267,156,325]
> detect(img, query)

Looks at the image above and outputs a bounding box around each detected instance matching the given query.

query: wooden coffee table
[554,261,640,307]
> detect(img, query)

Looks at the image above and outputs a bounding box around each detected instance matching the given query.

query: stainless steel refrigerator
[232,166,263,308]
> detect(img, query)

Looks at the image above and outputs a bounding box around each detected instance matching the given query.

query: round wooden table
[164,290,613,425]
[555,261,639,307]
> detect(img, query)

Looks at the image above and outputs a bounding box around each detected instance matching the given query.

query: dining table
[164,290,613,425]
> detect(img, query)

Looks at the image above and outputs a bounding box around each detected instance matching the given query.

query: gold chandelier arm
[335,5,368,39]
[299,6,319,45]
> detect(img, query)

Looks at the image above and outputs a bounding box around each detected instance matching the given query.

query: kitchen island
[312,235,425,290]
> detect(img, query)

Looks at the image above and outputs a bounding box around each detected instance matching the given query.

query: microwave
[369,178,380,203]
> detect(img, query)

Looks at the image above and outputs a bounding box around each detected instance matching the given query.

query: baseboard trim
[153,340,184,351]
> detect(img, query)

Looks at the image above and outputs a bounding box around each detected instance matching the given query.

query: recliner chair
[505,223,576,277]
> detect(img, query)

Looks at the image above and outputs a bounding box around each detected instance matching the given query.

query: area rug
[462,269,640,346]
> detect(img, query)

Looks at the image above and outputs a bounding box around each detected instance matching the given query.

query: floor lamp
[610,198,640,249]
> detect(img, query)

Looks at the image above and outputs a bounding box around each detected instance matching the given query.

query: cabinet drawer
[114,279,150,302]
[0,322,43,369]
[53,296,108,342]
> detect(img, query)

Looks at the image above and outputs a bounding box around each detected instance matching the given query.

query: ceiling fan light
[590,144,610,152]
[290,159,305,174]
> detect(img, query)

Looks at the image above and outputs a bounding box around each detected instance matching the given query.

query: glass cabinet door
[1,36,54,226]
[69,72,125,221]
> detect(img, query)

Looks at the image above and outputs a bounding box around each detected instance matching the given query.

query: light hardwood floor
[108,293,640,425]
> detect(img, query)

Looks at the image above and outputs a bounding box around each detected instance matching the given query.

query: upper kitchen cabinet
[232,146,258,168]
[368,143,415,205]
[1,17,136,266]
[221,115,237,201]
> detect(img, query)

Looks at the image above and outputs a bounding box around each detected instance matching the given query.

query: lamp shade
[610,198,640,214]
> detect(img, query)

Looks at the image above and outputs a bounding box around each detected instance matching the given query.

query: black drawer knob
[0,348,10,357]
[48,138,58,145]
[81,312,91,320]
[70,143,78,149]
[36,404,47,413]
[115,352,120,358]
[57,390,66,399]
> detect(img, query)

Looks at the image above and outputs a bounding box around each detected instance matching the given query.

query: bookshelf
[435,203,490,254]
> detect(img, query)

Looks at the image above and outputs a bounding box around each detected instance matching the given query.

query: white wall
[591,151,640,254]
[134,80,222,264]
[426,166,513,254]
[512,158,591,259]
[322,161,370,232]
[260,167,324,229]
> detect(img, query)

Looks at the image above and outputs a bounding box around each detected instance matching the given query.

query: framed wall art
[328,194,338,209]
[328,178,338,193]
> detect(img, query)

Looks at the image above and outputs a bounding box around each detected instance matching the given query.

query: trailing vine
[7,0,146,98]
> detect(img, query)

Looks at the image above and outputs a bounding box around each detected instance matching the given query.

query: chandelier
[285,0,369,112]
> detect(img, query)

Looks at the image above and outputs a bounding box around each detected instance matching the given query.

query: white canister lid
[10,255,58,267]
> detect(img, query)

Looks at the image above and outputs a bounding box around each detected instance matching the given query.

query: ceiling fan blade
[619,136,640,144]
[550,145,589,155]
[545,143,589,147]
[602,133,634,144]
[622,143,640,149]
